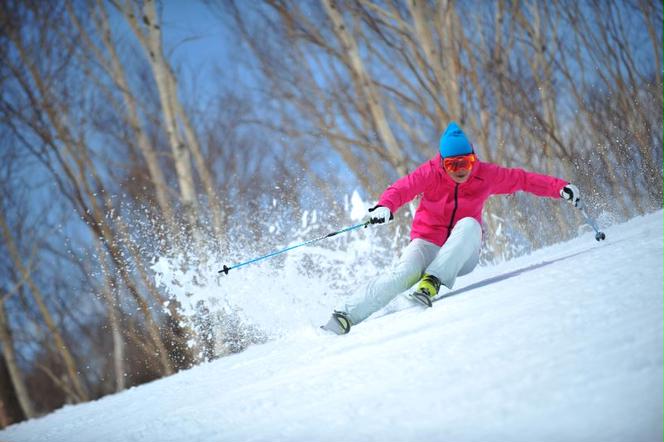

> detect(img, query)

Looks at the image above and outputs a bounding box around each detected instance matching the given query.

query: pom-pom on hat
[439,122,473,158]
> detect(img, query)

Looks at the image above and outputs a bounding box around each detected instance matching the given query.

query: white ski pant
[343,217,482,325]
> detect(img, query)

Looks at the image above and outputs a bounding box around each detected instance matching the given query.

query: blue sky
[160,1,237,102]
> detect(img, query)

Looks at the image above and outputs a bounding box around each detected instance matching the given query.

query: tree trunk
[94,240,126,392]
[0,213,88,403]
[321,0,408,176]
[79,0,179,238]
[118,0,200,235]
[0,300,35,420]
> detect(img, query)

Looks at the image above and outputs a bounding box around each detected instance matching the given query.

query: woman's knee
[455,217,480,229]
[453,217,482,238]
[389,263,423,288]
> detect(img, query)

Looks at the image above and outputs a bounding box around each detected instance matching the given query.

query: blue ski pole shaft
[577,202,606,241]
[219,221,372,275]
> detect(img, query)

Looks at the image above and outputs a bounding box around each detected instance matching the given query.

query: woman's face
[442,154,476,183]
[446,167,472,183]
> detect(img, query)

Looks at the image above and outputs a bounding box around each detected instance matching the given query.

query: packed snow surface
[2,211,662,442]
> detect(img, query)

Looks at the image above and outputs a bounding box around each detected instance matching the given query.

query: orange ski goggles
[442,153,477,172]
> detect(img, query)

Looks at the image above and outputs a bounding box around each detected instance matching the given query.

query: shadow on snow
[434,247,598,303]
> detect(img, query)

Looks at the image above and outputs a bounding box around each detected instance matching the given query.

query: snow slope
[2,211,662,442]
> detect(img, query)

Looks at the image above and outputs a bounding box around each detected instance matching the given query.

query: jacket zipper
[445,184,459,241]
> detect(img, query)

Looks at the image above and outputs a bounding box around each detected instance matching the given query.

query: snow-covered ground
[2,210,662,442]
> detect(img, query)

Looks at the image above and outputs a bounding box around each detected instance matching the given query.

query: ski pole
[219,220,373,275]
[577,202,606,241]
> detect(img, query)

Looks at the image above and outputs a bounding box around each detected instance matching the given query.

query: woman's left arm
[488,164,569,198]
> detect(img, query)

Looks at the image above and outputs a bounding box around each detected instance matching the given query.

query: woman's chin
[450,171,470,183]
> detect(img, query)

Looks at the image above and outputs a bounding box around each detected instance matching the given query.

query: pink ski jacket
[378,156,568,246]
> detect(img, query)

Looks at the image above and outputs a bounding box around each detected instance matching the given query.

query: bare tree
[0,212,89,402]
[64,0,179,240]
[113,0,226,240]
[0,1,175,376]
[220,0,662,258]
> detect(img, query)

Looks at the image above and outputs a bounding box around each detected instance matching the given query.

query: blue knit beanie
[439,122,473,158]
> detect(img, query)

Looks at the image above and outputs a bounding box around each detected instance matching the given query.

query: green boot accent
[411,274,442,307]
[417,274,442,297]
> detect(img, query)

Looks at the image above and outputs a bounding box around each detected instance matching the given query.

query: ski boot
[321,311,352,335]
[410,274,442,308]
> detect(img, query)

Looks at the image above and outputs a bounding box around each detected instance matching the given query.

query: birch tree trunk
[439,1,464,122]
[174,96,226,240]
[0,299,35,419]
[67,0,179,238]
[116,0,200,235]
[512,2,570,237]
[321,0,408,176]
[2,11,176,377]
[115,0,227,240]
[94,241,126,392]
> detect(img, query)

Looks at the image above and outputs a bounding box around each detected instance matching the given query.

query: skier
[323,122,580,335]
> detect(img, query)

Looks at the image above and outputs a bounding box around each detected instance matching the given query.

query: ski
[406,291,434,308]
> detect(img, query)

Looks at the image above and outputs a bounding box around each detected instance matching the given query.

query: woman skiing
[323,122,581,335]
